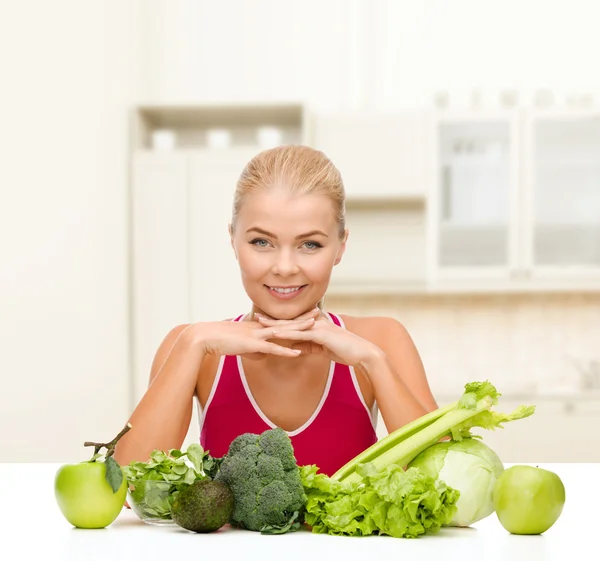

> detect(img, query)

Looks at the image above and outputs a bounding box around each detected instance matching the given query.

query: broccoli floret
[281,470,307,512]
[217,454,260,494]
[256,480,292,526]
[257,453,285,485]
[228,433,259,456]
[258,427,298,470]
[215,428,307,533]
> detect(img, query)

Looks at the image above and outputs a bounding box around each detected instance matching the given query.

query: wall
[0,1,142,461]
[141,0,600,109]
[324,292,600,399]
[3,0,599,462]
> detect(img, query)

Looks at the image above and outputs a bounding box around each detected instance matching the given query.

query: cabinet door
[328,201,427,292]
[427,112,520,279]
[188,149,256,322]
[131,151,190,403]
[523,111,600,276]
[311,112,426,199]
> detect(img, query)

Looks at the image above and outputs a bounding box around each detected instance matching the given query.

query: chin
[261,304,305,320]
[256,298,322,320]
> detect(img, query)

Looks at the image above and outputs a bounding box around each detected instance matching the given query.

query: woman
[114,145,438,477]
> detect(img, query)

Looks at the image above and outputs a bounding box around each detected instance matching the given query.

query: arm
[376,318,439,412]
[113,315,314,467]
[358,318,438,434]
[358,348,429,435]
[113,324,203,468]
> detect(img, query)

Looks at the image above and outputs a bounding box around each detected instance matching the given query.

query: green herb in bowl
[123,443,218,525]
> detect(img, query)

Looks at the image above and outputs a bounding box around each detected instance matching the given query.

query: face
[230,189,347,320]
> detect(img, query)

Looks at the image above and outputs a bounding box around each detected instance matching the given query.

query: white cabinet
[328,200,427,293]
[310,111,426,200]
[523,111,600,277]
[311,111,428,294]
[131,148,254,403]
[188,149,255,323]
[427,112,520,278]
[427,109,600,289]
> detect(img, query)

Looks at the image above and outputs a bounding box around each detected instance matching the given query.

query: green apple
[55,461,127,529]
[493,465,565,535]
[54,423,132,529]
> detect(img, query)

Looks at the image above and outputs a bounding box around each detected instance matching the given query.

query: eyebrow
[246,227,329,239]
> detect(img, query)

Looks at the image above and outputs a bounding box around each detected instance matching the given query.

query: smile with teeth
[268,285,305,294]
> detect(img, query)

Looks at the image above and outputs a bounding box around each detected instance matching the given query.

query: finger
[259,311,328,326]
[257,316,316,328]
[257,342,302,357]
[255,322,312,341]
[255,327,278,340]
[241,352,268,362]
[256,315,305,326]
[292,307,321,321]
[268,329,321,342]
[290,341,326,356]
[253,311,276,321]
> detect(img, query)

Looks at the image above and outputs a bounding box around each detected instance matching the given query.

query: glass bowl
[127,479,191,526]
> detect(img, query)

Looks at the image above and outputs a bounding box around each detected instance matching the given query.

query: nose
[271,248,300,277]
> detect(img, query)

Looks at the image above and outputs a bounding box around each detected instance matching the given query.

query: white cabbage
[408,438,504,527]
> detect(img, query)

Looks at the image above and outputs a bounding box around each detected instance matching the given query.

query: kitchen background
[1,0,599,464]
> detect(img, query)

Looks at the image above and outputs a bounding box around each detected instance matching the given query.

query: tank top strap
[323,310,378,429]
[326,311,343,328]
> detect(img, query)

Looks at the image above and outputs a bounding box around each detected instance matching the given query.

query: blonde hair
[231,145,346,238]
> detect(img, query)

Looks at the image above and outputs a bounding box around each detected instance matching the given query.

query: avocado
[171,479,234,533]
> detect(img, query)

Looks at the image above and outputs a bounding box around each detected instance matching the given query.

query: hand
[186,315,316,359]
[256,314,383,371]
[241,307,322,361]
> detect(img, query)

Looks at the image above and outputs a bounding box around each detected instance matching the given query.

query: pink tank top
[198,312,378,476]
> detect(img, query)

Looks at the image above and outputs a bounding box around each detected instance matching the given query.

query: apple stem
[83,422,133,460]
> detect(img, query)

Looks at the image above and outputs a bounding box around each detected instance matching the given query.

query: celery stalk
[338,395,495,486]
[331,401,456,482]
[332,380,534,486]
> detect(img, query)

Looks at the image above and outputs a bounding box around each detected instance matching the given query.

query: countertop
[3,462,597,561]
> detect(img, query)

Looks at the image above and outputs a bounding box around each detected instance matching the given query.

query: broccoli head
[214,427,307,533]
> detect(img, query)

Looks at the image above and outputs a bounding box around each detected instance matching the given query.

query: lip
[265,284,307,300]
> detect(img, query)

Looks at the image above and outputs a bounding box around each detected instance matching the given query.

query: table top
[2,462,596,561]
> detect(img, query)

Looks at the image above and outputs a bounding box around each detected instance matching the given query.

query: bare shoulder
[149,324,192,381]
[162,323,193,348]
[338,314,409,347]
[339,313,438,411]
[160,317,234,348]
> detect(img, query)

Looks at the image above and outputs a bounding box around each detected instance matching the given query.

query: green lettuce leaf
[300,463,459,538]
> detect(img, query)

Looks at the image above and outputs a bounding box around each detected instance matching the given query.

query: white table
[2,462,596,561]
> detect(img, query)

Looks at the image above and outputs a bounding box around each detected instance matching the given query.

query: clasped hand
[254,308,382,369]
[195,307,382,370]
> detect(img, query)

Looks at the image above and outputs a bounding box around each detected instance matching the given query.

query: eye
[249,238,270,248]
[302,240,323,250]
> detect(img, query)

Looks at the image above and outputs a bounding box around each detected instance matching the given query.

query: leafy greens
[300,463,459,538]
[300,380,535,538]
[123,443,217,519]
